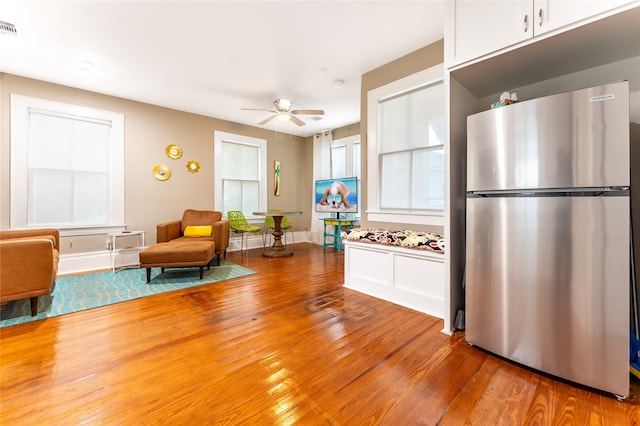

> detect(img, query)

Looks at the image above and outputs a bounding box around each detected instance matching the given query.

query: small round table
[253,211,302,257]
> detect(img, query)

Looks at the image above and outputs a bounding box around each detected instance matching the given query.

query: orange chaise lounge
[139,210,230,283]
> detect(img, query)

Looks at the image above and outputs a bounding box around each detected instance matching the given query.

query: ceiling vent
[307,116,323,122]
[0,20,17,36]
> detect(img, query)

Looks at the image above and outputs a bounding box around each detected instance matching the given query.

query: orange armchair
[156,209,230,261]
[0,228,60,316]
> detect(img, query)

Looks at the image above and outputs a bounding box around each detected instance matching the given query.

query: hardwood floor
[1,242,639,425]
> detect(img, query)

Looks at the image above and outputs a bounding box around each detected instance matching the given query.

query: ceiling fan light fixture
[242,98,323,128]
[275,98,292,111]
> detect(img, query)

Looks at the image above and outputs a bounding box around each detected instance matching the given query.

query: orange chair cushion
[140,240,215,265]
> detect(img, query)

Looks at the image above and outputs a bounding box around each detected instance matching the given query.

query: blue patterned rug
[0,260,256,328]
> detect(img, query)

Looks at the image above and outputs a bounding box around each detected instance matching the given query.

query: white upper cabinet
[446,0,639,68]
[534,0,637,34]
[445,1,531,67]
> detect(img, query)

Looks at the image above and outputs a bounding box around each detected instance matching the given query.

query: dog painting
[319,181,350,209]
[315,178,357,213]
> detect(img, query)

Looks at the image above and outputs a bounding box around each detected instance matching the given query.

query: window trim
[213,131,267,221]
[10,94,125,235]
[366,63,445,226]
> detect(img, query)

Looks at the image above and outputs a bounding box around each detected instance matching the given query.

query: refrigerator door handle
[468,187,629,198]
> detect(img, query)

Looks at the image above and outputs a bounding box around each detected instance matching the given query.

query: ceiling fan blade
[258,115,277,125]
[290,115,306,126]
[291,109,324,116]
[242,108,276,113]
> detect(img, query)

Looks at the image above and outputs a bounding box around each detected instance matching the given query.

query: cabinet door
[534,0,637,35]
[445,0,532,67]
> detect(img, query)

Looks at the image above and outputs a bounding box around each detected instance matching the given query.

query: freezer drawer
[465,194,629,397]
[467,81,630,192]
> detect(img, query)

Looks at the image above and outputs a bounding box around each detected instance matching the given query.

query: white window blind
[222,141,260,216]
[331,144,346,178]
[331,135,360,180]
[378,81,445,210]
[330,135,361,219]
[28,111,112,226]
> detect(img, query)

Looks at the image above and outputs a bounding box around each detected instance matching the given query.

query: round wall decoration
[153,164,171,181]
[186,160,200,174]
[165,144,183,159]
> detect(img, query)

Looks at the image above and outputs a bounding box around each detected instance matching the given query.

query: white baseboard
[59,251,111,275]
[58,230,311,275]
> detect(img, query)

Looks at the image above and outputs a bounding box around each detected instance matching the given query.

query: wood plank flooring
[1,242,639,425]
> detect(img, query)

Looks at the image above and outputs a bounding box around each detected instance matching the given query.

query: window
[367,64,445,226]
[330,135,361,219]
[379,82,444,209]
[214,131,267,219]
[331,135,360,179]
[332,144,346,177]
[10,95,125,233]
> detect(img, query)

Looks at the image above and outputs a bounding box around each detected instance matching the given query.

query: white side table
[110,231,145,272]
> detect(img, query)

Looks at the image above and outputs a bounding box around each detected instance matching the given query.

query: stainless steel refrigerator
[465,81,630,398]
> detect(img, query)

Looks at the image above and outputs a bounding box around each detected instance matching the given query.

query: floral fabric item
[342,228,445,254]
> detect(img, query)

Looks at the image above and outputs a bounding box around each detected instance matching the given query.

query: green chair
[227,211,261,256]
[262,210,294,250]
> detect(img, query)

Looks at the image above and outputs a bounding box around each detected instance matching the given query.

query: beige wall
[1,36,441,256]
[0,73,312,253]
[359,40,445,233]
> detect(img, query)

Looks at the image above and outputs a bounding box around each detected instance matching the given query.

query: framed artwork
[274,160,281,196]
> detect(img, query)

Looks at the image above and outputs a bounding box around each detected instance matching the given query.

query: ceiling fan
[242,98,324,127]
